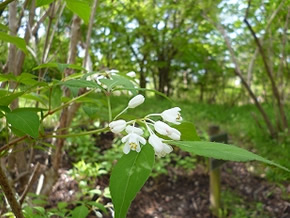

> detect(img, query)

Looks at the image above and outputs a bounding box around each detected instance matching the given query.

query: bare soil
[49,161,290,218]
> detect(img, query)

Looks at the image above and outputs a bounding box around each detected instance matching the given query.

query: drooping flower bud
[161,107,183,125]
[154,121,181,140]
[148,134,173,157]
[109,120,126,133]
[128,94,145,108]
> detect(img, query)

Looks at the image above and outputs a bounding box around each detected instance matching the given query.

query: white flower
[161,107,182,124]
[128,94,145,108]
[109,120,126,133]
[126,71,136,78]
[125,125,144,135]
[154,121,181,140]
[121,132,146,154]
[148,134,173,157]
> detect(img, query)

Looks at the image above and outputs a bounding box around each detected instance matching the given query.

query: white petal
[125,125,144,135]
[136,144,141,152]
[121,134,130,143]
[138,135,146,145]
[148,135,163,152]
[123,143,130,154]
[163,143,173,153]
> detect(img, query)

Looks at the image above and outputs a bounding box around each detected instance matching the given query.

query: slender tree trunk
[213,20,276,138]
[244,0,288,130]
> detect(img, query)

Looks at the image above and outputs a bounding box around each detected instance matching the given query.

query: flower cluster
[109,95,183,157]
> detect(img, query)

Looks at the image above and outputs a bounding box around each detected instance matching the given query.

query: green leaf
[110,144,155,218]
[0,32,28,54]
[36,0,54,7]
[6,109,40,138]
[100,75,137,94]
[173,122,200,141]
[0,92,25,106]
[0,73,17,82]
[171,141,290,172]
[59,79,100,89]
[65,0,91,24]
[71,205,89,218]
[32,62,85,71]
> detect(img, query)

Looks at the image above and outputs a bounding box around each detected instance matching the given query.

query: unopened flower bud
[128,94,145,108]
[148,134,173,157]
[154,121,181,140]
[109,120,126,133]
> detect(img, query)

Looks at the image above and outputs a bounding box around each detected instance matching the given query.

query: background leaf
[171,141,290,172]
[6,109,40,138]
[36,0,54,7]
[0,32,28,54]
[0,92,25,106]
[109,144,155,218]
[71,204,89,218]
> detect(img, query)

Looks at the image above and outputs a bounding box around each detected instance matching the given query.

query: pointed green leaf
[65,0,91,24]
[6,109,40,138]
[0,32,28,54]
[59,79,101,89]
[171,141,290,172]
[32,62,85,71]
[110,144,155,218]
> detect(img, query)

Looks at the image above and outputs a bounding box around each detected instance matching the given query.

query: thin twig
[19,162,42,205]
[0,136,28,153]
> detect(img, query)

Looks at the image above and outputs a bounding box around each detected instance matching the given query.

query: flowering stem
[145,113,161,118]
[44,127,109,138]
[113,106,128,120]
[144,120,154,135]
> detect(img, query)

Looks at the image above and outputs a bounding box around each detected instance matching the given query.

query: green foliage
[36,0,55,7]
[109,144,155,218]
[221,190,270,218]
[6,109,40,138]
[71,204,89,218]
[65,0,91,24]
[0,32,28,54]
[172,141,289,172]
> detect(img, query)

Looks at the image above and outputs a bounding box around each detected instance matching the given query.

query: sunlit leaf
[36,0,54,7]
[65,0,91,24]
